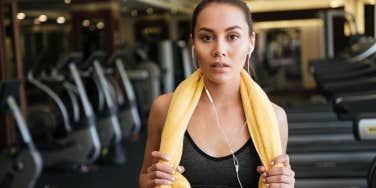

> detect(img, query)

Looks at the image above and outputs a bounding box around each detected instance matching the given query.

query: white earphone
[204,86,245,188]
[191,46,198,69]
[249,43,253,54]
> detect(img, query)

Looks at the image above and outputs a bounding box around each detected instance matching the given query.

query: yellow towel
[157,69,283,188]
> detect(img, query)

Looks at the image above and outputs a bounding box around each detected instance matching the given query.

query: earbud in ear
[191,46,198,69]
[248,44,253,54]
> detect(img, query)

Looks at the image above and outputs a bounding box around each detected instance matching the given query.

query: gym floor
[35,132,147,188]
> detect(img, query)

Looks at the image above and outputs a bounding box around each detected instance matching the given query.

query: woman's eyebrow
[225,25,242,31]
[198,27,214,33]
[198,25,242,33]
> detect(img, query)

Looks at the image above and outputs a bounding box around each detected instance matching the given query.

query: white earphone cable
[204,86,245,188]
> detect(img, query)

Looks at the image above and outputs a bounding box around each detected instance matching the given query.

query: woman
[139,0,295,187]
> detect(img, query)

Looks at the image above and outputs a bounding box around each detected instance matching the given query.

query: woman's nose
[213,50,226,57]
[212,40,227,58]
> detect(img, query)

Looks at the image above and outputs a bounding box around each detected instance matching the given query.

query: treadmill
[290,44,376,187]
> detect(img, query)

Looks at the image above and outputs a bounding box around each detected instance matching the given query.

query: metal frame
[116,59,142,133]
[93,61,122,143]
[349,42,376,62]
[159,40,175,92]
[63,82,80,122]
[4,96,42,188]
[322,10,358,59]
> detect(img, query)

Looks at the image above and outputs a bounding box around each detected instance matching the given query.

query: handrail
[27,72,72,132]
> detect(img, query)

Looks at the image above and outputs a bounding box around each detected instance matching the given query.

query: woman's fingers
[146,162,175,187]
[147,163,175,174]
[177,165,185,174]
[147,178,173,187]
[151,151,171,162]
[148,169,175,182]
[263,155,295,187]
[147,151,188,187]
[261,166,295,187]
[256,165,266,174]
[266,167,295,177]
[264,174,293,184]
[267,182,295,188]
[145,151,177,187]
[264,173,295,184]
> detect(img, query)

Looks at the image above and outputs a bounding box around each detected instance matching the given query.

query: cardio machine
[0,80,43,188]
[26,53,101,169]
[109,51,142,138]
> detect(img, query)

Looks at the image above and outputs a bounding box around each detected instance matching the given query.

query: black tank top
[180,132,261,188]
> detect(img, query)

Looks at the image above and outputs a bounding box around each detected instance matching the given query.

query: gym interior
[0,0,376,187]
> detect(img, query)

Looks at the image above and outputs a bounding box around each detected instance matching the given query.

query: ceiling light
[38,15,48,22]
[57,17,66,24]
[64,0,71,4]
[82,19,90,27]
[96,21,105,30]
[330,0,343,8]
[17,12,26,20]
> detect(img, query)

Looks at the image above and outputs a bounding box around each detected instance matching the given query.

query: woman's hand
[256,154,295,187]
[145,151,185,188]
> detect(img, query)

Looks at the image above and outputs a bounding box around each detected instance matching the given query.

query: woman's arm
[139,94,174,188]
[272,103,288,154]
[255,103,295,188]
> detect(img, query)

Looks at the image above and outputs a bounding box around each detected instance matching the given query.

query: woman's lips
[210,62,230,72]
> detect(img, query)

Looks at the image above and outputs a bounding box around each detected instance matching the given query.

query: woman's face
[193,3,254,84]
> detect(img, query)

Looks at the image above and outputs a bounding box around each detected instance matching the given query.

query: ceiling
[17,0,375,15]
[17,0,350,13]
[17,0,191,13]
[15,0,376,24]
[17,0,176,23]
[18,0,69,10]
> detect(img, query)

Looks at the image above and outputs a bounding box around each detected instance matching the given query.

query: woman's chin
[205,73,238,85]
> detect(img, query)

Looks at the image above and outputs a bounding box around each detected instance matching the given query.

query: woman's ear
[249,32,256,53]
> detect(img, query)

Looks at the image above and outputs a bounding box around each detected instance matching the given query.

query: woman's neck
[203,78,242,107]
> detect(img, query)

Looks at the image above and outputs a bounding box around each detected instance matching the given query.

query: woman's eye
[200,35,213,42]
[228,34,240,40]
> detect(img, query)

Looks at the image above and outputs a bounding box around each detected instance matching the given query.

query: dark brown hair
[191,0,253,38]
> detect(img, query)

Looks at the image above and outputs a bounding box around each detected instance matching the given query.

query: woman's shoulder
[271,103,287,124]
[151,93,174,113]
[148,93,174,130]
